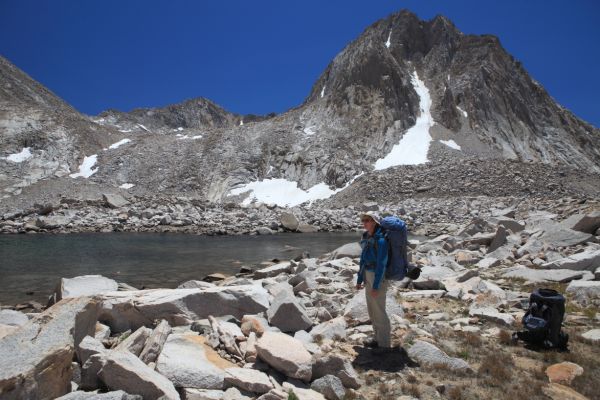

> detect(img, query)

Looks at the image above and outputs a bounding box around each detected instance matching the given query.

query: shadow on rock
[352,345,417,372]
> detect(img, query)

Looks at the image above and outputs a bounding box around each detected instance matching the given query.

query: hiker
[356,211,391,349]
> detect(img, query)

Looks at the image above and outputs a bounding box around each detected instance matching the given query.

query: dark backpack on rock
[377,216,421,281]
[513,288,568,350]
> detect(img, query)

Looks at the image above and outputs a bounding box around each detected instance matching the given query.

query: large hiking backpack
[513,288,568,350]
[378,216,420,281]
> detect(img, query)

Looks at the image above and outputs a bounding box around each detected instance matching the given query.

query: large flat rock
[256,332,312,382]
[156,334,235,390]
[503,266,585,283]
[58,275,119,301]
[98,350,179,400]
[535,221,594,248]
[566,280,600,306]
[542,249,600,271]
[98,285,269,332]
[407,340,472,372]
[0,297,98,400]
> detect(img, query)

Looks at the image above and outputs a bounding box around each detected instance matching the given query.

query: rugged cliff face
[1,9,599,206]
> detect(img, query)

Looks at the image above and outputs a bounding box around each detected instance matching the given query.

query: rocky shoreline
[1,206,600,399]
[2,192,599,238]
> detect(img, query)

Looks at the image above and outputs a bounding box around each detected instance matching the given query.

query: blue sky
[1,0,598,127]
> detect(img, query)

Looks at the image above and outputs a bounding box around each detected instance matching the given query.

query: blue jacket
[357,227,388,290]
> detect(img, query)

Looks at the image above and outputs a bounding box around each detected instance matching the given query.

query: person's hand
[370,289,379,298]
[355,283,363,290]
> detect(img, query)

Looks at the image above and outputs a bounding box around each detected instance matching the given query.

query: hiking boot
[363,339,379,348]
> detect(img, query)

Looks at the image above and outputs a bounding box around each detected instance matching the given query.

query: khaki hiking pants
[364,270,391,348]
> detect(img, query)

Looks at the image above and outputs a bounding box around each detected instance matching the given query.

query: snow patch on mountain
[108,138,131,149]
[5,147,32,162]
[70,155,98,178]
[119,183,135,189]
[320,86,326,98]
[374,71,434,169]
[456,106,468,118]
[440,139,461,150]
[385,30,392,48]
[303,126,317,135]
[229,173,364,207]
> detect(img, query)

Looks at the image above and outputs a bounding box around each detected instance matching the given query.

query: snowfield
[374,71,435,169]
[119,183,135,189]
[5,147,32,162]
[69,155,98,178]
[229,173,364,207]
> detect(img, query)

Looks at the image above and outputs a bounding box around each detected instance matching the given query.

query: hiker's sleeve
[373,237,388,290]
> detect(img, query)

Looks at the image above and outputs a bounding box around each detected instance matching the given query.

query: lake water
[0,231,363,305]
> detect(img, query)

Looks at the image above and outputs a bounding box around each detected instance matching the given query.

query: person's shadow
[352,345,417,372]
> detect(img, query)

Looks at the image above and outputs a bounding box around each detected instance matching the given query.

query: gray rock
[310,317,347,341]
[103,193,130,209]
[476,257,501,269]
[98,285,269,332]
[536,221,594,248]
[81,353,107,390]
[0,297,98,400]
[310,375,345,400]
[156,333,232,389]
[566,280,600,305]
[311,354,362,389]
[487,225,508,253]
[542,249,600,271]
[256,227,274,235]
[407,340,472,372]
[496,218,525,233]
[115,326,152,356]
[280,212,299,231]
[95,322,111,340]
[57,275,119,301]
[55,390,141,400]
[98,350,180,400]
[561,211,600,234]
[182,389,225,400]
[254,262,293,279]
[267,291,313,333]
[502,266,584,283]
[0,309,28,326]
[35,215,71,229]
[224,367,274,393]
[255,332,312,381]
[468,305,514,326]
[399,290,446,299]
[581,329,600,343]
[330,242,361,259]
[595,266,600,281]
[77,335,106,365]
[297,223,319,233]
[139,320,171,364]
[177,280,216,289]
